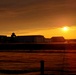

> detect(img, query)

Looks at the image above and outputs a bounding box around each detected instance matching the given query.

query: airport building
[15,35,45,43]
[50,36,65,42]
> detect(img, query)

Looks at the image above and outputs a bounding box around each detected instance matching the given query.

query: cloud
[0,0,65,13]
[0,0,76,17]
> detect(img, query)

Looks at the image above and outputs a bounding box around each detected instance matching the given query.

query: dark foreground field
[0,43,76,50]
[0,49,76,75]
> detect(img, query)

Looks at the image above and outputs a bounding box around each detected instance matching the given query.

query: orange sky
[0,0,76,39]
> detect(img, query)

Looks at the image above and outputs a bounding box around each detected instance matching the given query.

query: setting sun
[62,26,69,32]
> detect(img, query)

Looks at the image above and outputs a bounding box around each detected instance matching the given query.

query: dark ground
[0,43,76,75]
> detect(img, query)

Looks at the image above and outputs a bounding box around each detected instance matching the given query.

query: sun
[62,26,69,31]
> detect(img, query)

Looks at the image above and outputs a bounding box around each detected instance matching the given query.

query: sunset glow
[62,26,69,32]
[0,0,76,39]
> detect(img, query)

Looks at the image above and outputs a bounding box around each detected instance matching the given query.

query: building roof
[50,36,65,42]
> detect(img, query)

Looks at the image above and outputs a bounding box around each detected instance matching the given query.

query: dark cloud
[0,0,66,13]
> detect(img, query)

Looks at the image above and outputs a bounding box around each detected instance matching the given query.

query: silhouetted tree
[11,33,16,38]
[10,33,16,43]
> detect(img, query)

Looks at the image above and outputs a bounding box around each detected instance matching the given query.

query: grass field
[0,50,76,75]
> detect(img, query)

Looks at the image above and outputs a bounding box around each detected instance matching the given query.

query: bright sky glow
[62,26,69,32]
[0,0,76,39]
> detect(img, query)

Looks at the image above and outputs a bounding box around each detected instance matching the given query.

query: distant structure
[0,35,7,43]
[0,33,67,43]
[50,36,65,42]
[15,35,45,43]
[66,39,76,43]
[6,33,45,43]
[45,38,51,43]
